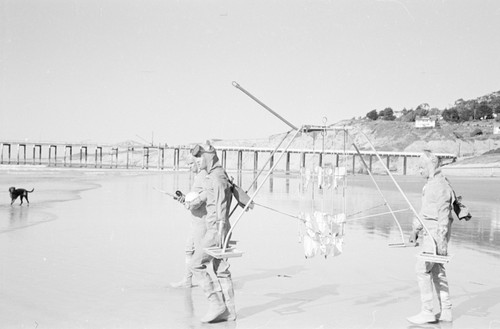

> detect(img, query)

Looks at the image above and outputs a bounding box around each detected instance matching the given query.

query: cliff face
[212,119,500,172]
[343,120,500,158]
[216,119,500,157]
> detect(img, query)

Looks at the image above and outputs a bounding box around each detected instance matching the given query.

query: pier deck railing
[0,142,456,175]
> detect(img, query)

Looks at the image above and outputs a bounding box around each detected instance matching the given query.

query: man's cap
[190,144,205,157]
[420,149,440,169]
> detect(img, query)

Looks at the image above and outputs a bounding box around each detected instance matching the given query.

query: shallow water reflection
[221,172,500,259]
[0,204,55,233]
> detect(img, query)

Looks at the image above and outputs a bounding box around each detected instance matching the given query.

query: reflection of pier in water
[1,142,455,175]
[230,172,500,260]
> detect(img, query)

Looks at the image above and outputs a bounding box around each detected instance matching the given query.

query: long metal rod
[222,127,303,251]
[353,143,406,244]
[356,130,438,255]
[227,130,292,219]
[153,187,177,199]
[232,81,299,131]
[243,130,292,190]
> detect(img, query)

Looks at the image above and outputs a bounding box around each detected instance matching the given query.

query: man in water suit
[190,144,236,323]
[407,150,454,324]
[170,155,208,288]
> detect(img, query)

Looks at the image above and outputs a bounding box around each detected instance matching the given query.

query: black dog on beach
[9,187,34,205]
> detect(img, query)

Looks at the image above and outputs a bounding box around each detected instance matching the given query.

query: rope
[347,208,411,222]
[228,130,292,219]
[253,202,304,222]
[346,203,387,218]
[352,142,407,243]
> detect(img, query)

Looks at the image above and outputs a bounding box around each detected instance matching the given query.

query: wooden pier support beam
[143,147,149,169]
[286,152,291,173]
[269,153,274,171]
[1,143,11,164]
[352,154,356,174]
[253,151,258,172]
[80,146,88,167]
[126,147,132,169]
[17,144,27,165]
[33,145,42,165]
[49,145,57,166]
[386,155,390,171]
[95,147,102,168]
[174,148,180,170]
[111,147,118,168]
[64,145,72,167]
[335,153,340,167]
[221,150,227,169]
[319,152,323,167]
[158,146,165,170]
[403,156,407,175]
[300,152,306,169]
[369,155,373,172]
[237,150,243,172]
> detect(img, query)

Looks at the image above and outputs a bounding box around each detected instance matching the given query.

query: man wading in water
[189,144,236,323]
[171,154,208,288]
[407,150,454,324]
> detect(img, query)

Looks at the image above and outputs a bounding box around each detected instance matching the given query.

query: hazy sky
[1,0,500,145]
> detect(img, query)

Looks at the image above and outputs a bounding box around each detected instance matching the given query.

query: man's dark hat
[191,144,205,157]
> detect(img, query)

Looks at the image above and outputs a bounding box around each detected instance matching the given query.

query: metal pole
[353,143,406,244]
[232,81,299,131]
[357,130,439,256]
[223,127,303,251]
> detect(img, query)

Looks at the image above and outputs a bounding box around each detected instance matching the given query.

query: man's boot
[170,254,194,288]
[216,277,236,321]
[406,311,437,324]
[437,309,453,322]
[199,271,227,323]
[200,291,227,323]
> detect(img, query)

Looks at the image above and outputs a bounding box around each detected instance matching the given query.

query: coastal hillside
[213,88,500,169]
[211,119,500,170]
[214,120,500,156]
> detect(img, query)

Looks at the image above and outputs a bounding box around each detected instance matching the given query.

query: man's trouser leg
[416,259,436,314]
[172,218,207,288]
[407,259,437,324]
[170,244,194,287]
[197,268,227,323]
[192,226,227,323]
[214,259,236,321]
[432,264,452,321]
[408,236,438,325]
[218,275,236,321]
[213,221,236,321]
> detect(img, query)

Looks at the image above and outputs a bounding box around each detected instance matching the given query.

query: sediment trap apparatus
[204,81,451,264]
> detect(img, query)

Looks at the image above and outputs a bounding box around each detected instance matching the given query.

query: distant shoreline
[2,162,500,178]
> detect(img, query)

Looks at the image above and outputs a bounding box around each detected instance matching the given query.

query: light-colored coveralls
[412,169,454,319]
[190,146,235,322]
[173,168,208,287]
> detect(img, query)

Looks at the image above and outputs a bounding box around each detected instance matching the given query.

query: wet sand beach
[1,168,499,329]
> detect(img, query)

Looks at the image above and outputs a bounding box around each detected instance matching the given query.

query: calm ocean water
[2,169,499,258]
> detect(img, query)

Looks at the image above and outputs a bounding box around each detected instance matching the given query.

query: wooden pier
[0,141,456,175]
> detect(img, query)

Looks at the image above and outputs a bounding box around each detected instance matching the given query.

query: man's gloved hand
[409,231,419,244]
[174,190,185,204]
[436,236,448,256]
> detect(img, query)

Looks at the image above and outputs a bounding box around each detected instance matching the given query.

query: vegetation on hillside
[365,90,500,123]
